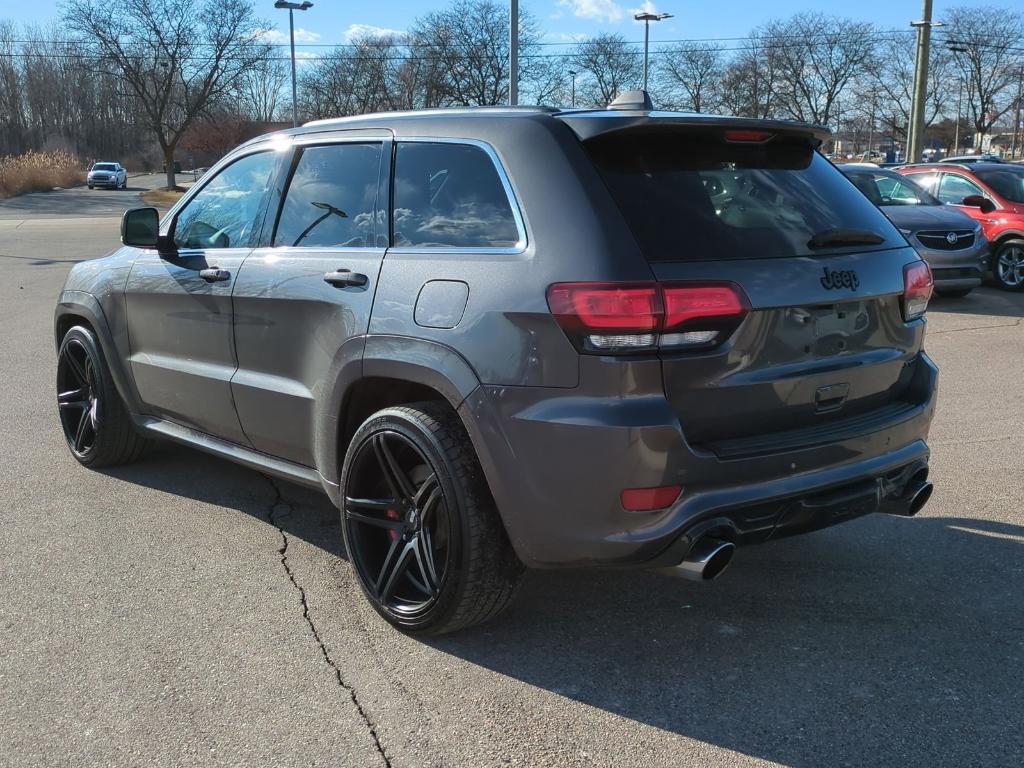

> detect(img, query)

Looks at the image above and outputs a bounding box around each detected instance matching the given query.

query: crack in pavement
[262,475,393,768]
[930,317,1022,335]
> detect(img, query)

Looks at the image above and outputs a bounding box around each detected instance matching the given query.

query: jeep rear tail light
[547,281,749,353]
[902,261,933,321]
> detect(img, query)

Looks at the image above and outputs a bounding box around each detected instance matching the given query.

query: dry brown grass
[0,150,84,198]
[141,186,187,208]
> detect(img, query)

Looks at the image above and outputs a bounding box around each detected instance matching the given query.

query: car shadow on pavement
[104,445,1024,766]
[930,284,1024,318]
[429,513,1024,767]
[102,442,348,560]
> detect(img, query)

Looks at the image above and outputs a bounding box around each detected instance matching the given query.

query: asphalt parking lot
[1,183,1022,767]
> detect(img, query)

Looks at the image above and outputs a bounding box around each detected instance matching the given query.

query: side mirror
[961,195,995,214]
[121,207,160,247]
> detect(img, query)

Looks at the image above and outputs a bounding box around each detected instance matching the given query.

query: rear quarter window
[392,142,522,249]
[586,132,903,262]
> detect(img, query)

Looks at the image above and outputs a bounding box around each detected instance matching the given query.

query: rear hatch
[574,119,929,456]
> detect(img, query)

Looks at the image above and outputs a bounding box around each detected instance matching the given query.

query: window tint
[976,168,1024,204]
[274,143,383,248]
[587,132,902,262]
[937,174,984,205]
[392,142,520,248]
[175,152,276,250]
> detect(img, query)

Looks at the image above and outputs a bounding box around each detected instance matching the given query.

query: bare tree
[861,32,954,145]
[409,0,543,107]
[657,42,724,112]
[572,33,641,107]
[945,6,1024,145]
[235,53,288,122]
[300,35,407,120]
[760,13,877,125]
[64,0,267,188]
[718,34,782,118]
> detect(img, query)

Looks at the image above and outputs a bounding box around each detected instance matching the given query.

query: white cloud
[558,0,625,23]
[629,1,658,15]
[343,23,406,42]
[258,27,322,44]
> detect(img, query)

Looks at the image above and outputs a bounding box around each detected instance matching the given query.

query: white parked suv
[87,162,127,190]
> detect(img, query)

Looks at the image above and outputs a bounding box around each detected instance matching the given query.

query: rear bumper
[461,352,937,569]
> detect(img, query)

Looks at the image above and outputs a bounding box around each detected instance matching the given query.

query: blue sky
[0,0,1001,49]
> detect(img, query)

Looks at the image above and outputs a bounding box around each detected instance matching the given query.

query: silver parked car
[87,162,127,190]
[841,165,987,297]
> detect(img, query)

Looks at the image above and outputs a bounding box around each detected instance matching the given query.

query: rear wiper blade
[807,228,885,249]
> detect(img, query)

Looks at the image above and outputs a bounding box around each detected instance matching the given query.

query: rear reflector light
[902,261,933,321]
[724,129,773,143]
[621,485,682,511]
[547,281,750,353]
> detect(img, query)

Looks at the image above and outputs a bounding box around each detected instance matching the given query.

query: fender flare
[54,290,143,414]
[315,335,482,496]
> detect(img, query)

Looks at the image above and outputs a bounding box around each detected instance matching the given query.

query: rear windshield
[976,168,1024,204]
[93,164,116,171]
[586,131,902,262]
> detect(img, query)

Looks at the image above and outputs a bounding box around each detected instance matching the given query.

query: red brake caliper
[386,508,400,540]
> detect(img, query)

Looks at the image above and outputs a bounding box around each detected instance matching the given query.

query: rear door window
[586,132,902,262]
[274,143,383,248]
[936,173,985,204]
[392,142,522,249]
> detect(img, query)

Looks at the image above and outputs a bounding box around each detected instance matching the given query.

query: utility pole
[634,11,672,92]
[908,0,936,163]
[274,0,313,128]
[954,77,963,153]
[569,70,577,108]
[509,0,518,105]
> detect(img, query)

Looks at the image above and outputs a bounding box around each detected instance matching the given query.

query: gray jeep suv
[54,98,938,634]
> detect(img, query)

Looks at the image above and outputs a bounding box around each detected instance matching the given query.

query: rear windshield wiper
[807,228,886,250]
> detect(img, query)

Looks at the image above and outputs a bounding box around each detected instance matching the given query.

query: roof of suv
[241,105,831,148]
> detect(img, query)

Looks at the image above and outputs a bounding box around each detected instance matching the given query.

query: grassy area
[0,150,84,198]
[141,186,187,208]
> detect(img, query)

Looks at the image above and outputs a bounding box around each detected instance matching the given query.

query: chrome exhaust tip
[668,537,735,582]
[907,481,933,516]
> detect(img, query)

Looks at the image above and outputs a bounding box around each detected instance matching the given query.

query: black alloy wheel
[344,430,451,618]
[340,404,523,634]
[57,336,99,459]
[56,326,149,467]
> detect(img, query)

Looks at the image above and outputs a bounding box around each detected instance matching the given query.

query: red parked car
[897,162,1024,291]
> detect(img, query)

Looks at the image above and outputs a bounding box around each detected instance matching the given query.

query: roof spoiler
[558,112,829,145]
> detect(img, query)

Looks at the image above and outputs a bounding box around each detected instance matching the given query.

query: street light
[568,70,577,108]
[274,0,313,128]
[634,10,672,92]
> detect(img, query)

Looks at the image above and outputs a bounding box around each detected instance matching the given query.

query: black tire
[992,239,1024,291]
[935,288,973,298]
[339,402,523,635]
[56,325,150,468]
[87,185,93,190]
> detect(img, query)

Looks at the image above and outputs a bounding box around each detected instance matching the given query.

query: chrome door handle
[199,267,230,282]
[323,269,368,288]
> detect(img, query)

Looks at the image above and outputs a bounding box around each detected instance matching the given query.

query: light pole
[274,0,313,128]
[949,44,970,154]
[569,70,577,108]
[634,11,672,92]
